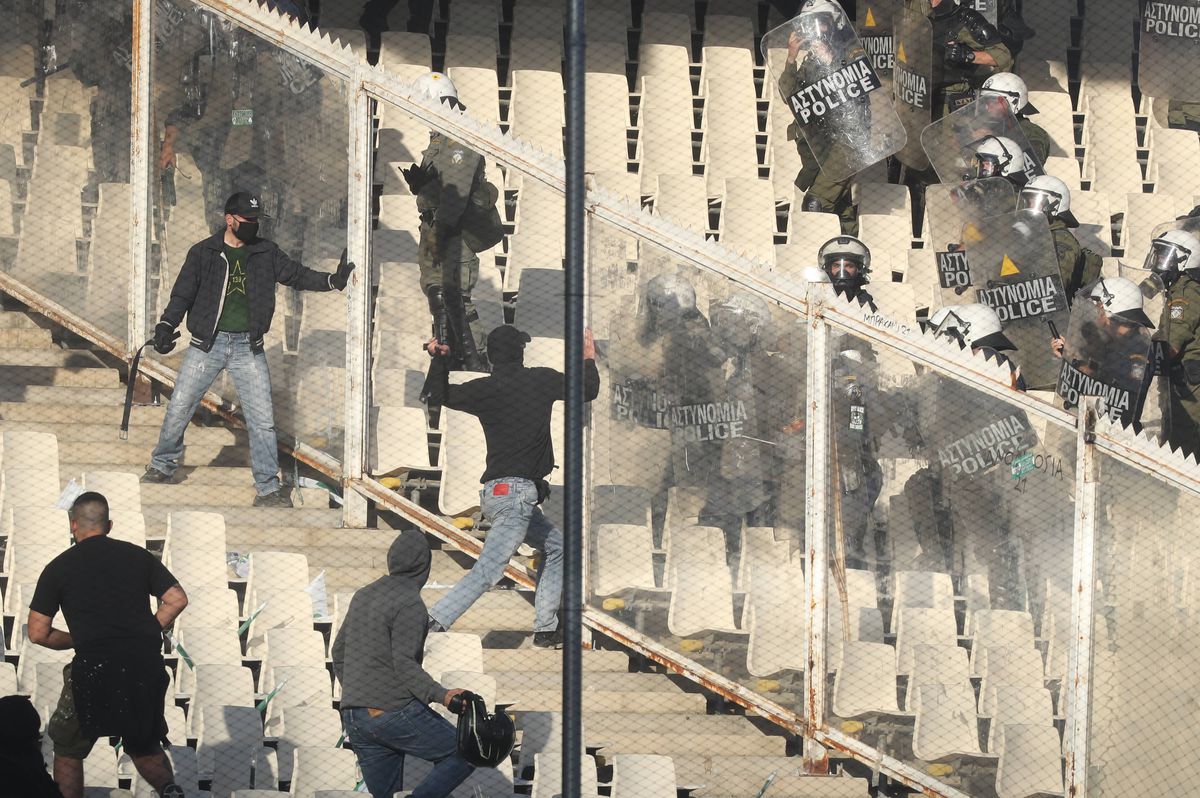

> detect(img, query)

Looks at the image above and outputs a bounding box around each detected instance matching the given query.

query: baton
[1047,320,1060,340]
[119,339,155,440]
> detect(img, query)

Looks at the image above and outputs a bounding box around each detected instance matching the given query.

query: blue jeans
[429,477,564,633]
[150,332,281,496]
[342,702,473,798]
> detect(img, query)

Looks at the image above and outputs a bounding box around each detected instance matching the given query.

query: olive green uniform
[1018,116,1052,164]
[415,132,487,352]
[929,5,1013,119]
[1049,216,1100,300]
[1155,272,1200,457]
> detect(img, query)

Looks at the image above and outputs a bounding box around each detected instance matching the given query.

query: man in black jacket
[332,529,473,798]
[424,325,600,648]
[141,192,354,506]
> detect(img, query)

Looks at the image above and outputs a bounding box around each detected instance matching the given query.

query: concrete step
[0,311,42,329]
[0,348,108,367]
[572,711,764,737]
[0,404,165,425]
[0,328,54,347]
[60,463,255,487]
[1,384,129,405]
[492,670,690,695]
[592,732,787,758]
[57,439,245,466]
[141,504,342,529]
[483,648,629,674]
[667,755,806,795]
[11,421,241,448]
[421,587,535,631]
[0,364,120,388]
[498,688,706,714]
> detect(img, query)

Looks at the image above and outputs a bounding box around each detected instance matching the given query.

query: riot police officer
[1017,175,1101,301]
[818,235,876,308]
[928,0,1013,119]
[777,0,870,234]
[1148,230,1200,457]
[979,72,1051,164]
[966,134,1026,187]
[407,72,493,372]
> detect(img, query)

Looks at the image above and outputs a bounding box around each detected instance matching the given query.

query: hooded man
[332,529,474,798]
[422,325,601,648]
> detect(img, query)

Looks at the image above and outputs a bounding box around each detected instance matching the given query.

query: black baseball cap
[486,325,531,363]
[224,191,268,219]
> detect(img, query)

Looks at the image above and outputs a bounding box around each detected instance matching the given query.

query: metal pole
[1064,399,1100,797]
[341,82,372,528]
[562,0,585,794]
[129,0,153,354]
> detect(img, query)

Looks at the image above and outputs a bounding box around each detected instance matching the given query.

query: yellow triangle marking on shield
[864,7,877,27]
[1000,254,1020,276]
[963,221,983,244]
[897,42,908,64]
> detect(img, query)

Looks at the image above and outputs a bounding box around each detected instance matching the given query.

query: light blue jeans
[149,332,281,496]
[429,477,563,633]
[342,703,473,798]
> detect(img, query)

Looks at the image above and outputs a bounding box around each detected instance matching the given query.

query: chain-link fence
[2,1,1200,797]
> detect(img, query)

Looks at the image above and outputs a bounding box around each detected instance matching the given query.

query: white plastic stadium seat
[289,746,361,798]
[610,753,678,798]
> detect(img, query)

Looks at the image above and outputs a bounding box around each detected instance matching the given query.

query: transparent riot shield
[1055,294,1154,427]
[1138,0,1200,102]
[962,209,1071,388]
[964,0,998,25]
[1119,259,1171,439]
[924,178,1015,305]
[892,3,934,169]
[855,1,896,82]
[762,1,907,182]
[920,97,1044,184]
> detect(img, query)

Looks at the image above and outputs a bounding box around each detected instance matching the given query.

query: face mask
[234,219,259,243]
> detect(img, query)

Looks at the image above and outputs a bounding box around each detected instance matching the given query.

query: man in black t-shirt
[27,492,190,798]
[423,326,601,649]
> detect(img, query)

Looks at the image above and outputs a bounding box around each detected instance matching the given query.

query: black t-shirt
[29,536,178,657]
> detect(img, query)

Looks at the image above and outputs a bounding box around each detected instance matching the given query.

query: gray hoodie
[331,530,446,710]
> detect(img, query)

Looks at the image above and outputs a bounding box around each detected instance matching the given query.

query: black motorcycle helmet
[451,692,515,768]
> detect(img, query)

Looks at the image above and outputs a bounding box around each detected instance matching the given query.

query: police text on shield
[788,57,882,124]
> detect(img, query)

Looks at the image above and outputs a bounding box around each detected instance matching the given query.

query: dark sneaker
[140,466,176,484]
[253,488,293,508]
[160,785,185,798]
[532,630,563,650]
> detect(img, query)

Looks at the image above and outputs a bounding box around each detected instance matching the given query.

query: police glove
[943,41,977,66]
[153,322,180,355]
[402,164,432,194]
[329,248,356,291]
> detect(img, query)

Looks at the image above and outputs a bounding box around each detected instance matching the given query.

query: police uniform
[1017,116,1052,165]
[1156,271,1200,457]
[415,132,488,354]
[1048,216,1099,300]
[777,34,870,234]
[929,3,1013,119]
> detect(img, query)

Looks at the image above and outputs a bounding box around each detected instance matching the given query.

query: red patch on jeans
[492,483,510,496]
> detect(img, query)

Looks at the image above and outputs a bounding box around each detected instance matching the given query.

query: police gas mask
[825,257,866,296]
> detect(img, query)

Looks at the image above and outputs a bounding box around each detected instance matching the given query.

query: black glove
[153,322,180,355]
[944,41,977,66]
[329,248,356,291]
[447,690,478,715]
[402,163,432,194]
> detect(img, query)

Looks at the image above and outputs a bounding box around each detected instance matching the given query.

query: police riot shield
[919,97,1044,184]
[1138,0,1200,102]
[762,1,907,182]
[1055,295,1154,427]
[962,209,1071,388]
[892,3,934,169]
[964,0,998,25]
[1118,259,1172,439]
[924,178,1015,305]
[855,1,896,83]
[926,370,1040,481]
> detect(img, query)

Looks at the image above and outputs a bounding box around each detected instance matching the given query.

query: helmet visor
[796,12,834,40]
[973,152,1003,178]
[977,92,1015,116]
[1144,240,1194,273]
[825,255,866,283]
[1018,187,1061,217]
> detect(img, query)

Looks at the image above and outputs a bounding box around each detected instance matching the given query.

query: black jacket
[158,232,335,353]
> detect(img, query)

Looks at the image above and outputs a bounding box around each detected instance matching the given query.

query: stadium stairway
[0,296,846,798]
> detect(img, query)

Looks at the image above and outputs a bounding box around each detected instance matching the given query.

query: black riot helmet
[818,235,872,298]
[451,692,515,768]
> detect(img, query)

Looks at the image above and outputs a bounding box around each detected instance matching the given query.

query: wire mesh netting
[0,1,1200,797]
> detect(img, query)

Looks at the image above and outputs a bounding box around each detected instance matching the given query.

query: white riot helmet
[930,303,1016,351]
[795,0,845,40]
[1087,277,1155,329]
[414,72,464,111]
[980,72,1036,115]
[1018,174,1078,227]
[644,273,698,323]
[711,292,772,351]
[970,135,1023,180]
[818,235,871,297]
[1144,229,1200,276]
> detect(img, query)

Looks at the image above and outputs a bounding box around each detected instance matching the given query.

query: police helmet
[980,72,1036,115]
[711,292,772,350]
[452,692,515,768]
[1144,229,1200,275]
[1088,277,1154,329]
[1018,175,1078,227]
[796,0,844,40]
[414,72,465,110]
[930,303,1016,351]
[644,273,698,321]
[818,236,872,292]
[970,135,1023,180]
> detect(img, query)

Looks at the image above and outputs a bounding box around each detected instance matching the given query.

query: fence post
[129,0,153,354]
